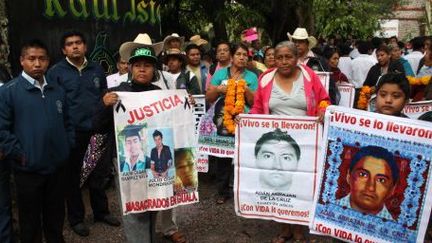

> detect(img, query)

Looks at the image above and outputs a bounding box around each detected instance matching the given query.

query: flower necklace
[407,76,431,86]
[223,78,246,134]
[357,85,372,110]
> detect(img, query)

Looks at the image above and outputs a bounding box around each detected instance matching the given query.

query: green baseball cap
[129,46,157,63]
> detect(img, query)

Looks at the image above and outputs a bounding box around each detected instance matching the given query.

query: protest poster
[192,95,206,133]
[114,90,199,215]
[337,83,355,108]
[197,97,235,158]
[310,105,432,243]
[234,114,322,225]
[192,95,209,173]
[316,71,331,92]
[402,100,432,120]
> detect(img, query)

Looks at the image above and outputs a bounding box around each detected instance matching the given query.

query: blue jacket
[0,75,73,174]
[47,59,107,132]
[399,57,415,77]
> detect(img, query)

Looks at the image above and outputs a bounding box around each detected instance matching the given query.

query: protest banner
[402,100,432,119]
[114,90,199,215]
[310,106,432,243]
[234,114,322,225]
[192,95,209,173]
[192,95,206,133]
[316,71,331,92]
[197,97,235,158]
[337,83,355,108]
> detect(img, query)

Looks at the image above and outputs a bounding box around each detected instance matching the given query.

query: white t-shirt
[106,72,128,88]
[338,56,353,82]
[404,51,424,74]
[351,54,377,88]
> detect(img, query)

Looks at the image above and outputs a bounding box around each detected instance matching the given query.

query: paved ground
[11,171,432,242]
[60,173,335,243]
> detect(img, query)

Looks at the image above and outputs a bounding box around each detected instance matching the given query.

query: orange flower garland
[407,76,431,86]
[318,100,330,110]
[357,85,372,110]
[223,79,246,134]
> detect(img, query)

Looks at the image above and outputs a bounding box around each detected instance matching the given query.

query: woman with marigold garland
[250,41,330,243]
[206,43,258,204]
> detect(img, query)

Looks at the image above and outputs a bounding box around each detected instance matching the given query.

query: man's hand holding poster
[310,106,432,243]
[114,90,199,215]
[234,114,322,225]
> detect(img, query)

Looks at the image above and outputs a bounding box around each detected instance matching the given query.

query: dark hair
[264,47,274,58]
[60,30,86,48]
[338,43,352,56]
[376,44,391,55]
[411,37,424,51]
[371,37,383,49]
[357,40,371,54]
[230,43,249,57]
[396,41,405,50]
[185,44,201,55]
[174,148,194,161]
[350,146,399,183]
[216,41,231,53]
[21,39,49,57]
[152,130,163,138]
[389,36,398,41]
[114,53,122,62]
[323,47,339,60]
[376,72,410,100]
[254,128,301,160]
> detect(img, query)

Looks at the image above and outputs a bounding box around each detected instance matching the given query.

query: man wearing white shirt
[338,44,353,81]
[349,40,360,59]
[350,41,377,88]
[404,37,424,74]
[106,54,128,88]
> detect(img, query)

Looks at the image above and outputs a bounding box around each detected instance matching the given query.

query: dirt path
[62,173,336,243]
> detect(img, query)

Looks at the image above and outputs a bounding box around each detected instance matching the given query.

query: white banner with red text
[113,90,199,215]
[310,106,432,243]
[234,114,322,225]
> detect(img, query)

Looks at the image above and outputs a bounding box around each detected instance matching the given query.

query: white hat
[287,28,317,49]
[163,33,185,51]
[119,33,163,62]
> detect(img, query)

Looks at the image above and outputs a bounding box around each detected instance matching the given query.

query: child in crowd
[374,72,410,117]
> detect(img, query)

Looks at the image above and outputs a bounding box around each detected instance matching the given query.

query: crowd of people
[0,26,431,243]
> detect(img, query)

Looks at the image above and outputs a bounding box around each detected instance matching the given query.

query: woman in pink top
[250,41,330,242]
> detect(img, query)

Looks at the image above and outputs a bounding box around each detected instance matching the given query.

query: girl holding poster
[250,41,330,242]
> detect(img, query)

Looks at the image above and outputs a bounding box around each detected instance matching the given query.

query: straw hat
[163,33,185,50]
[119,33,163,62]
[163,48,186,64]
[287,28,317,49]
[189,35,208,46]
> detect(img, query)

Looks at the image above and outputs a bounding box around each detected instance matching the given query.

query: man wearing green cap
[95,33,188,243]
[95,41,168,243]
[119,124,150,172]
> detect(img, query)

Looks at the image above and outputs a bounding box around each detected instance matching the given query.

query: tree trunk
[266,0,299,44]
[204,0,228,42]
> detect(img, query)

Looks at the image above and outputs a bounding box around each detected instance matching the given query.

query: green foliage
[313,0,401,39]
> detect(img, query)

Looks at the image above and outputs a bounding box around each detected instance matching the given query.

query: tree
[313,0,402,39]
[160,0,310,45]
